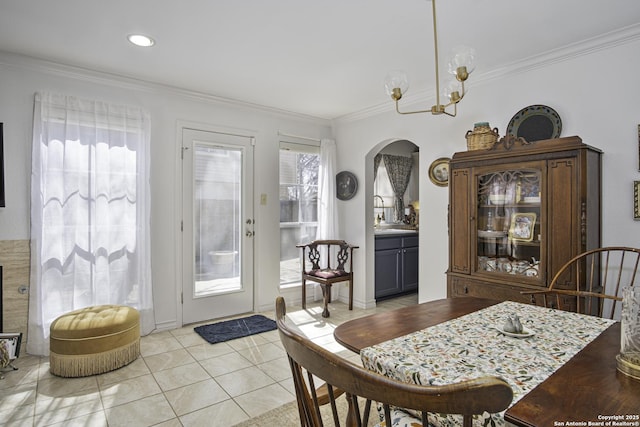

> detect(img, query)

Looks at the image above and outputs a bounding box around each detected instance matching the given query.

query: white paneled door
[182,128,254,324]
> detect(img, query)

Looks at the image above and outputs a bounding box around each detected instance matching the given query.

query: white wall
[0,52,332,331]
[333,37,640,306]
[2,33,639,332]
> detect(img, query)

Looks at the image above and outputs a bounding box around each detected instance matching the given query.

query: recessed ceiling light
[127,34,155,47]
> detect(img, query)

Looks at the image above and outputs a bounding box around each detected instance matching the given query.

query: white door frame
[175,121,257,326]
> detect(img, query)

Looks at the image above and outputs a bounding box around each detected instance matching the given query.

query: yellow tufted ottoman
[49,305,140,377]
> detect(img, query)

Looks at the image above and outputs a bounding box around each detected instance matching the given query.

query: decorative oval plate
[428,157,450,187]
[494,325,535,338]
[336,171,358,200]
[507,104,562,142]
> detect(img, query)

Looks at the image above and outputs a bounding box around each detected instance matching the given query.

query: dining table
[333,297,640,427]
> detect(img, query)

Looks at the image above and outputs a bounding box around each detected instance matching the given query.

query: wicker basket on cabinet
[466,122,499,150]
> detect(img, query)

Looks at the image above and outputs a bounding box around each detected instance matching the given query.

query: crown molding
[334,23,640,125]
[0,50,331,126]
[3,21,639,128]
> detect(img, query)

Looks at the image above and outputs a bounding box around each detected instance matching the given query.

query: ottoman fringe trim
[50,339,140,377]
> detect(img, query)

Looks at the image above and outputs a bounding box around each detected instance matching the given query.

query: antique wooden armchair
[275,297,513,427]
[297,240,358,318]
[522,246,640,319]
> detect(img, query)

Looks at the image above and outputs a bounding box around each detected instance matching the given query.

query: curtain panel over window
[382,154,413,222]
[373,153,383,181]
[316,138,339,240]
[28,92,154,356]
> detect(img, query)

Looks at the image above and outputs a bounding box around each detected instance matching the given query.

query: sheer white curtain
[316,138,339,239]
[28,92,154,356]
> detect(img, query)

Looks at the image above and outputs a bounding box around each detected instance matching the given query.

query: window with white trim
[279,142,320,286]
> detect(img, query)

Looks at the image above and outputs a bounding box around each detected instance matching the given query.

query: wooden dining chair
[297,240,358,318]
[275,297,513,427]
[522,246,640,319]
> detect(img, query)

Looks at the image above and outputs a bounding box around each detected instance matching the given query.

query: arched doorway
[365,139,420,304]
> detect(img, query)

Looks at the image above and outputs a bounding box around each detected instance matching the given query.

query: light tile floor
[0,294,417,427]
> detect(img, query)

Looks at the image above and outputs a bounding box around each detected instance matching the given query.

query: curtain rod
[277,131,321,143]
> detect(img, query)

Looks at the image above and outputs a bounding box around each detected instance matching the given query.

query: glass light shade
[384,70,409,96]
[448,45,476,75]
[440,79,461,102]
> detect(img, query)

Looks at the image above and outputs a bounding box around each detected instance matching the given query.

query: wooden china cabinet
[447,136,602,305]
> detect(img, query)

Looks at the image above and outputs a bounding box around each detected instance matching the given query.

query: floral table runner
[360,300,616,427]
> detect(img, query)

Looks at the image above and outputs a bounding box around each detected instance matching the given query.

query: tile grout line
[1,295,417,426]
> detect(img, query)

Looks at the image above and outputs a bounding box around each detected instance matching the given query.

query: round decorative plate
[507,105,562,142]
[336,171,358,200]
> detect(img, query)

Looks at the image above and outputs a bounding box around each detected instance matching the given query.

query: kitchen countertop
[374,228,418,236]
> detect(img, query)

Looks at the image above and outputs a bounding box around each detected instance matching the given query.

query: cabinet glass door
[476,167,542,280]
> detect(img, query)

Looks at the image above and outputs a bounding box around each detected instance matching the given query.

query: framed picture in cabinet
[517,173,541,203]
[508,212,537,242]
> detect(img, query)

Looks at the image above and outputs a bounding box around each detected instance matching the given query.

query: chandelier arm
[442,104,457,117]
[394,101,434,115]
[385,0,472,117]
[459,80,466,100]
[395,100,457,117]
[432,0,441,109]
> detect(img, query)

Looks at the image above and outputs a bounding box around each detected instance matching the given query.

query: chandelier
[383,0,476,117]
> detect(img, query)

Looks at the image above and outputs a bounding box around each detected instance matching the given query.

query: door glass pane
[194,143,242,296]
[476,169,542,279]
[279,146,319,285]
